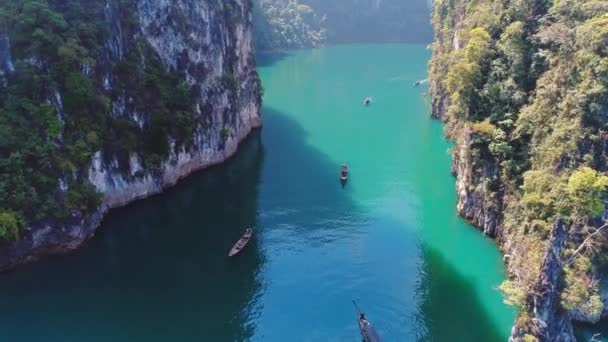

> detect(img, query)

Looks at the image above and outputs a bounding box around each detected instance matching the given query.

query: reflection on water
[0,133,266,342]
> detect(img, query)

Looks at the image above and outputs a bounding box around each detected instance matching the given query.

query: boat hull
[359,320,381,342]
[228,230,253,257]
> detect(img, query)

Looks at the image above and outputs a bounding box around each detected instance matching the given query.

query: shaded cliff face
[0,0,261,270]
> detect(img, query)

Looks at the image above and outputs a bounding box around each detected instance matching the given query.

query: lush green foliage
[499,279,526,307]
[0,0,106,230]
[0,211,21,240]
[561,256,603,321]
[0,0,201,237]
[301,0,432,44]
[253,0,326,50]
[253,0,433,50]
[567,167,608,218]
[430,0,608,329]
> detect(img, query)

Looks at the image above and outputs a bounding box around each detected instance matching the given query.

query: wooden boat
[340,164,349,181]
[359,316,381,342]
[364,97,372,106]
[228,228,253,257]
[354,301,381,342]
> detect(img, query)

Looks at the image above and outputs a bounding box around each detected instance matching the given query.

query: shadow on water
[256,51,293,68]
[0,132,265,342]
[258,107,366,245]
[255,107,393,341]
[257,107,507,341]
[0,101,510,341]
[575,321,608,341]
[413,245,505,341]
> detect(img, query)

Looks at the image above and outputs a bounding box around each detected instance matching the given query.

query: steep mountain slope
[430,0,608,340]
[0,0,261,270]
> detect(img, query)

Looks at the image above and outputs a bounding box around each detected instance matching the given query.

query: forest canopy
[253,0,433,50]
[430,0,608,333]
[0,0,199,238]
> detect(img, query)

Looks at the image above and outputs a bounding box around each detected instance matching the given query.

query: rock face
[451,127,503,238]
[0,0,261,271]
[510,219,575,342]
[428,1,576,340]
[430,0,502,239]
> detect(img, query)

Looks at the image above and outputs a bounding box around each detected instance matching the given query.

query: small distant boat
[414,79,427,87]
[353,301,381,342]
[364,97,372,106]
[340,164,349,182]
[228,228,253,257]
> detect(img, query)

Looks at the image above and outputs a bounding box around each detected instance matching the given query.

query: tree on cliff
[253,0,326,50]
[0,0,212,239]
[430,0,608,338]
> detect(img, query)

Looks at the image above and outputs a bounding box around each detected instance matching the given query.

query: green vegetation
[430,0,608,332]
[0,0,205,238]
[253,0,326,50]
[567,167,608,218]
[0,211,21,240]
[220,127,230,141]
[253,0,433,50]
[499,279,527,306]
[297,0,432,44]
[562,256,603,322]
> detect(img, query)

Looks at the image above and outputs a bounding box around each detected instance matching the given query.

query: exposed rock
[429,0,576,339]
[509,218,575,342]
[428,0,466,121]
[0,0,261,271]
[451,128,503,238]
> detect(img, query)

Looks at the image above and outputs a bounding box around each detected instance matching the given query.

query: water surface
[0,44,514,341]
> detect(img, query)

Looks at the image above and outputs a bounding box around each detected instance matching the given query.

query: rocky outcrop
[510,218,574,342]
[428,0,466,121]
[429,0,576,340]
[451,128,503,238]
[0,0,261,271]
[429,0,503,238]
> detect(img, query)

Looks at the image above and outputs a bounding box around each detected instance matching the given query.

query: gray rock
[0,0,261,271]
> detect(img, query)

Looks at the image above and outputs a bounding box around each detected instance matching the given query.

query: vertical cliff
[430,0,608,340]
[0,0,261,270]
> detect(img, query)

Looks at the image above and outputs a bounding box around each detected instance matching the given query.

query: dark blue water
[0,44,514,341]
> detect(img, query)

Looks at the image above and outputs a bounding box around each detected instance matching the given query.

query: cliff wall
[0,0,261,270]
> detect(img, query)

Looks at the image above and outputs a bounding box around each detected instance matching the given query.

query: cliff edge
[0,0,261,270]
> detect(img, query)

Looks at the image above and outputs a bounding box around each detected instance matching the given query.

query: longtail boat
[353,301,381,342]
[228,228,253,257]
[341,164,349,182]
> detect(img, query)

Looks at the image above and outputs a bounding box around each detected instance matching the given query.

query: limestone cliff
[429,0,608,340]
[510,218,574,342]
[0,0,261,270]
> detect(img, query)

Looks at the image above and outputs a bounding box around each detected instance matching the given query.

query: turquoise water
[0,44,514,341]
